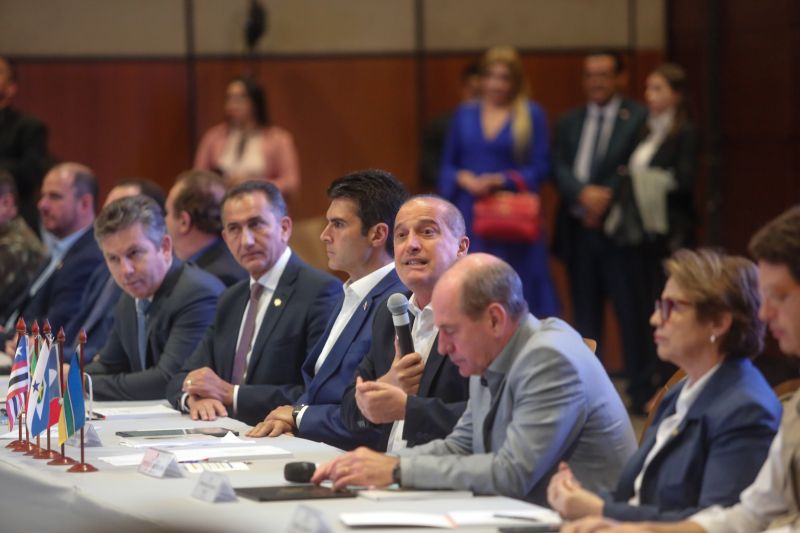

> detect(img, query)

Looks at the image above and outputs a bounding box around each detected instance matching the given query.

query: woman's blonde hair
[664,248,765,359]
[481,46,531,163]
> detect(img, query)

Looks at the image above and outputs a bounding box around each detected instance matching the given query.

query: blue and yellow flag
[58,353,85,446]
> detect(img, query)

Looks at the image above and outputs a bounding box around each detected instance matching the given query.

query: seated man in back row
[313,253,637,505]
[85,195,224,400]
[166,181,340,425]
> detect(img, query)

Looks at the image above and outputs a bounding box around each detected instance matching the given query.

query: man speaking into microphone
[340,195,471,451]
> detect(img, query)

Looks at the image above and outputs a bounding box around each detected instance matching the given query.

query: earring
[710,334,717,343]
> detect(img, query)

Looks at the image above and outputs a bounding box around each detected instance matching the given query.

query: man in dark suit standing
[0,56,50,231]
[167,181,340,425]
[165,170,247,287]
[84,195,223,400]
[553,51,651,410]
[247,169,408,449]
[341,195,471,451]
[2,163,103,352]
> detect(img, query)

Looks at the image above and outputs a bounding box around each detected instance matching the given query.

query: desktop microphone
[284,461,316,483]
[387,293,415,356]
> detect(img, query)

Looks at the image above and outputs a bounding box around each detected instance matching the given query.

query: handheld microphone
[387,293,415,357]
[284,461,316,483]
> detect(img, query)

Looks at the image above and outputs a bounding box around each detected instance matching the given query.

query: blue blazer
[296,268,406,450]
[603,357,782,522]
[4,227,104,339]
[166,252,340,425]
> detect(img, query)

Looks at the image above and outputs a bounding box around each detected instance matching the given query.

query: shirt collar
[648,108,674,135]
[344,263,395,301]
[49,225,91,260]
[252,246,292,291]
[408,292,433,318]
[588,95,622,120]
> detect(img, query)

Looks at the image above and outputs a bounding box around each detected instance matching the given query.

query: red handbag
[472,171,541,243]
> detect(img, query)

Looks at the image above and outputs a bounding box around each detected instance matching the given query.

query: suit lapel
[301,296,344,388]
[418,334,445,396]
[144,262,182,366]
[245,256,299,382]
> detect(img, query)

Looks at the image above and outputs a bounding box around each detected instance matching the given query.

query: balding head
[38,162,97,238]
[432,253,527,377]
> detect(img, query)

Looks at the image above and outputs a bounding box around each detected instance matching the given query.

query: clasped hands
[457,170,506,197]
[182,367,234,421]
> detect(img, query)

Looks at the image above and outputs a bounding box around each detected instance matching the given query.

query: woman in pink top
[194,76,300,195]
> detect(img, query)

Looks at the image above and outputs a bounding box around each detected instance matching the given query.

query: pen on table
[492,513,547,522]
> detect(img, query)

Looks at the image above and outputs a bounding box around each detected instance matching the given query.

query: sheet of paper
[183,461,250,473]
[339,512,454,529]
[1,426,58,440]
[358,489,473,501]
[99,444,292,466]
[119,431,252,448]
[447,507,561,527]
[93,404,180,419]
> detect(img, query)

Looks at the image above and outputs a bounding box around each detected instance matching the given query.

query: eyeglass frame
[654,297,694,322]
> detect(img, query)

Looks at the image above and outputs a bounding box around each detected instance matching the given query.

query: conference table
[0,395,553,533]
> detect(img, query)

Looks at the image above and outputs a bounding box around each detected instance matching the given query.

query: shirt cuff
[294,405,309,430]
[232,384,240,415]
[180,392,190,412]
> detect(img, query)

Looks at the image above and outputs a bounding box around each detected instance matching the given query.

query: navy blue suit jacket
[64,264,122,361]
[192,237,248,288]
[340,291,470,451]
[603,357,782,522]
[85,262,224,401]
[4,227,104,339]
[166,252,340,426]
[296,268,406,450]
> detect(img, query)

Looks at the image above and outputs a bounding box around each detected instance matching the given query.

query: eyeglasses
[654,298,693,322]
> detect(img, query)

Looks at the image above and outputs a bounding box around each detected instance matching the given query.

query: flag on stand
[5,335,29,430]
[58,352,85,446]
[26,339,56,437]
[47,345,62,428]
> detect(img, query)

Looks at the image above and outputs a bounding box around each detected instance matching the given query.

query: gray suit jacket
[86,261,224,400]
[397,315,637,505]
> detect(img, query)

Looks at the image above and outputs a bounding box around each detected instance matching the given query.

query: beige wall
[0,0,664,57]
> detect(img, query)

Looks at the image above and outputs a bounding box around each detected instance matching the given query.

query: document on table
[99,444,292,466]
[357,489,473,501]
[93,404,180,419]
[118,431,252,448]
[339,506,561,529]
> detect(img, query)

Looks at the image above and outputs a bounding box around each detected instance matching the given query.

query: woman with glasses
[547,248,781,523]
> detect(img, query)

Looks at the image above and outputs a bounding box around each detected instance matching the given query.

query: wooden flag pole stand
[34,321,59,460]
[48,327,75,465]
[23,321,41,456]
[67,329,96,473]
[7,319,27,451]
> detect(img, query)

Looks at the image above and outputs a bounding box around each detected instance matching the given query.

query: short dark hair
[749,206,800,283]
[230,75,269,127]
[587,49,625,73]
[115,178,166,211]
[95,195,166,248]
[665,248,764,360]
[172,170,225,234]
[404,194,466,238]
[460,257,528,321]
[50,162,98,209]
[222,180,287,219]
[0,169,18,203]
[327,169,409,257]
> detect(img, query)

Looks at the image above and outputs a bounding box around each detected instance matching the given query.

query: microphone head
[284,461,316,483]
[387,293,409,316]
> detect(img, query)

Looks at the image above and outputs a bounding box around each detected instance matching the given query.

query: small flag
[26,339,55,437]
[58,352,85,446]
[5,335,29,430]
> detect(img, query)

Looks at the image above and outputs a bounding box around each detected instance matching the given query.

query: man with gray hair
[313,253,636,505]
[84,195,224,400]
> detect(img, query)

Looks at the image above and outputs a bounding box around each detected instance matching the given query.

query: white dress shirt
[630,363,720,504]
[387,293,439,452]
[573,96,622,184]
[294,263,395,429]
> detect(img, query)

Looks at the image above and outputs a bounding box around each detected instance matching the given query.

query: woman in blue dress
[439,46,558,316]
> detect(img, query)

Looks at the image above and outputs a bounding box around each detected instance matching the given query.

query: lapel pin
[274,298,282,307]
[619,108,630,121]
[363,301,368,311]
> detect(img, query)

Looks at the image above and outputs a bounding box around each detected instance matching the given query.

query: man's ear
[369,222,389,250]
[457,236,470,257]
[178,211,192,234]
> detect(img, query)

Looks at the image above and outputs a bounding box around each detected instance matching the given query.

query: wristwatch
[291,404,307,427]
[391,462,402,486]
